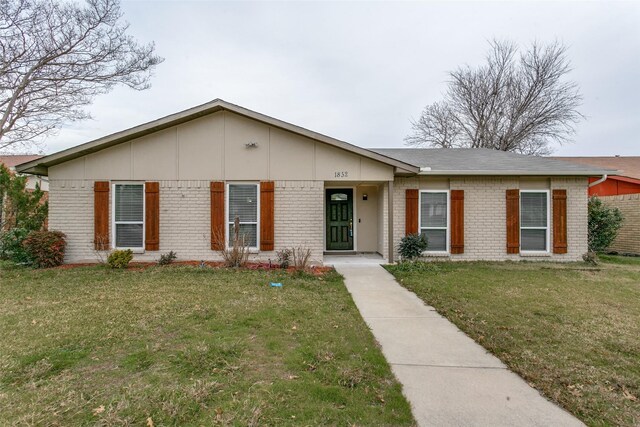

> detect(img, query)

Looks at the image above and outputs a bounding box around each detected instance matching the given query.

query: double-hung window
[420,191,449,252]
[113,183,144,250]
[520,190,549,252]
[227,183,259,248]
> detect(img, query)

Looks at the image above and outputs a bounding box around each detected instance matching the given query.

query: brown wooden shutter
[145,182,160,251]
[210,182,225,250]
[450,190,464,254]
[506,189,520,254]
[406,189,419,235]
[94,181,110,250]
[553,189,568,254]
[260,181,275,251]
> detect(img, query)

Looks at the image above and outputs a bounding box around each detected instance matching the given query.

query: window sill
[520,251,551,257]
[421,251,450,257]
[114,248,145,254]
[227,248,260,254]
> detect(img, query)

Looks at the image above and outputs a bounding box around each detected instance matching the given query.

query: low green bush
[588,196,624,252]
[158,251,177,266]
[0,228,31,264]
[22,230,66,268]
[107,249,133,269]
[397,233,428,260]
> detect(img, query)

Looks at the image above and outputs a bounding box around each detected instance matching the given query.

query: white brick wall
[550,178,589,261]
[450,177,520,261]
[157,181,210,259]
[387,176,588,261]
[274,181,324,262]
[49,180,94,262]
[49,177,588,264]
[49,180,324,264]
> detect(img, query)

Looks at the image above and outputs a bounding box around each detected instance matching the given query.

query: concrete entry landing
[324,253,385,266]
[332,263,583,427]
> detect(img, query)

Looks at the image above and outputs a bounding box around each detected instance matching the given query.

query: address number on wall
[334,171,349,178]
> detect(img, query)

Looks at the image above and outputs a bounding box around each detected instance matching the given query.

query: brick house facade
[17,100,611,264]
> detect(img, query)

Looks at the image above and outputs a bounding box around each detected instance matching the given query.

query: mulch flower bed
[53,260,333,275]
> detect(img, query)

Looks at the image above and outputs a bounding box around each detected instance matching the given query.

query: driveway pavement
[331,261,583,427]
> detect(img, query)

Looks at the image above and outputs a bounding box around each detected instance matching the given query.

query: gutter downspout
[589,174,607,188]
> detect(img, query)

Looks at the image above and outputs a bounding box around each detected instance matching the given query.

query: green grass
[386,259,640,427]
[598,253,640,266]
[0,264,414,426]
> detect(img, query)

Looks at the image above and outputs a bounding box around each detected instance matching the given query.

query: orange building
[551,156,640,196]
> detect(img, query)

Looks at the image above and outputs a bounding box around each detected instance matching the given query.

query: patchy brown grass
[0,263,414,426]
[386,257,640,427]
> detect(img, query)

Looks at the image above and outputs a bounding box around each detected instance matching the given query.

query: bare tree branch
[0,0,163,151]
[405,39,583,156]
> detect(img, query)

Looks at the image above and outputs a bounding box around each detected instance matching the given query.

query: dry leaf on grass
[622,386,637,402]
[93,405,105,415]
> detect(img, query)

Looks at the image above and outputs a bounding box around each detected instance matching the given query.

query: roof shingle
[549,156,640,180]
[373,148,615,176]
[0,155,43,169]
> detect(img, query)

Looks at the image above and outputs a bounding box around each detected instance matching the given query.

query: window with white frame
[520,191,549,252]
[420,191,448,252]
[227,183,259,248]
[113,183,144,249]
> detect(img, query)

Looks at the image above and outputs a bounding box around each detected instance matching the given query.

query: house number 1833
[334,171,348,178]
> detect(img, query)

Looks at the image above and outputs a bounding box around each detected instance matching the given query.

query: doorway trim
[324,186,357,252]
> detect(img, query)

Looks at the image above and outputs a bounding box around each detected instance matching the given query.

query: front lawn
[0,264,414,426]
[386,258,640,427]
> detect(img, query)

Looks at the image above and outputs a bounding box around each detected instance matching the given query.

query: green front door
[326,189,354,251]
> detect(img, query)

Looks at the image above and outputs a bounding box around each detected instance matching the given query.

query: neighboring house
[0,155,49,192]
[552,156,640,255]
[550,156,640,196]
[16,99,612,264]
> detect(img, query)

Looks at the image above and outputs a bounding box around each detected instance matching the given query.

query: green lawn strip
[598,254,640,267]
[386,260,640,427]
[0,265,415,426]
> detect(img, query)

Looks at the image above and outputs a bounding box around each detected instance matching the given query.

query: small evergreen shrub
[0,228,31,263]
[588,196,624,252]
[108,249,133,269]
[398,233,428,260]
[22,230,66,268]
[158,251,177,266]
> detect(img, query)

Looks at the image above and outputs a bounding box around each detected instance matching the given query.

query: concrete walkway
[331,261,583,427]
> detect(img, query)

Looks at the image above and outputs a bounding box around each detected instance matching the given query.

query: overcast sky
[40,0,640,156]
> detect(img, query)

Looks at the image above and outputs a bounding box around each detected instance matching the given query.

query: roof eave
[605,175,640,184]
[417,170,617,176]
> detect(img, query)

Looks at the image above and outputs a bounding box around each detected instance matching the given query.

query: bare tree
[406,40,583,155]
[0,0,163,151]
